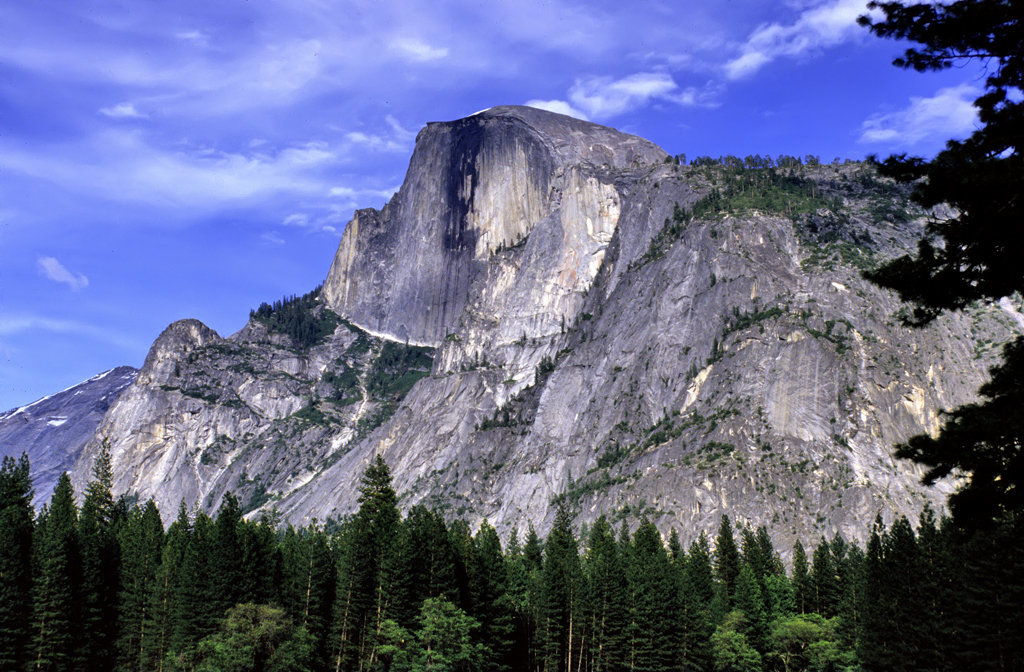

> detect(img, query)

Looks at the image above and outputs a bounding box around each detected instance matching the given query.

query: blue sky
[0,0,984,410]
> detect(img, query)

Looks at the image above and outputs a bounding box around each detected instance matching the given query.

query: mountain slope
[1,366,137,503]
[71,107,1018,548]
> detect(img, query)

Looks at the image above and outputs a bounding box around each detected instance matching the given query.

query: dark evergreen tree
[142,502,190,671]
[78,444,121,670]
[883,516,924,672]
[627,518,681,672]
[277,523,336,671]
[791,540,812,616]
[810,537,838,618]
[541,504,582,672]
[733,564,768,656]
[0,454,35,671]
[680,534,715,672]
[832,534,862,653]
[582,516,628,672]
[714,516,741,609]
[447,518,476,614]
[172,510,218,653]
[522,523,546,672]
[471,520,516,672]
[116,499,165,672]
[859,0,1024,528]
[331,455,400,672]
[857,517,890,672]
[31,473,80,672]
[211,492,245,614]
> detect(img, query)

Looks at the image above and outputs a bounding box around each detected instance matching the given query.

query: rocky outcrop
[68,107,1019,550]
[0,366,137,503]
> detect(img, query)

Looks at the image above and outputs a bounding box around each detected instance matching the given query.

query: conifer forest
[1,450,1021,672]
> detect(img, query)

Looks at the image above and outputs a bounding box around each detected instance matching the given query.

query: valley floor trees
[1,453,1021,672]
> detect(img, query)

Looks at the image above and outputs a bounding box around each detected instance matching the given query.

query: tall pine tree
[0,454,35,670]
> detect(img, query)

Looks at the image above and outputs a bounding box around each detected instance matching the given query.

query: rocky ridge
[68,106,1020,549]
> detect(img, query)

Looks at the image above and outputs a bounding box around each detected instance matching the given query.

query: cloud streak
[532,72,720,122]
[860,84,979,148]
[37,257,89,291]
[725,0,871,80]
[0,314,140,350]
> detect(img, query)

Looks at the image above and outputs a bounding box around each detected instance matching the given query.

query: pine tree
[733,565,768,656]
[211,492,244,614]
[331,455,400,672]
[278,522,336,671]
[541,504,582,672]
[714,516,741,609]
[143,502,190,671]
[172,510,218,653]
[0,454,35,670]
[31,473,80,672]
[627,518,681,672]
[680,533,715,672]
[582,516,628,672]
[472,520,516,672]
[522,523,546,672]
[810,537,838,617]
[116,499,165,672]
[859,0,1024,529]
[791,540,812,615]
[857,517,890,672]
[78,444,121,670]
[884,516,925,672]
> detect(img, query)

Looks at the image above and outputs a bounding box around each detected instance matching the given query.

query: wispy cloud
[0,131,340,209]
[99,102,145,119]
[859,84,979,148]
[725,0,871,80]
[543,72,719,120]
[389,37,449,62]
[0,314,140,350]
[524,99,589,120]
[260,231,285,245]
[37,257,89,291]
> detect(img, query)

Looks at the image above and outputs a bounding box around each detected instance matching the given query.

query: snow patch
[47,417,68,427]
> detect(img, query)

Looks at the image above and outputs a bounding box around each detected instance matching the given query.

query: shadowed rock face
[65,106,1021,551]
[0,366,137,504]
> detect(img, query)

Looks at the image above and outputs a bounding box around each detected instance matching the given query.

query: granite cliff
[62,106,1019,548]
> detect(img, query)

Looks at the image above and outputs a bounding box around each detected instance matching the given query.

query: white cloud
[524,99,589,120]
[175,30,209,45]
[389,37,448,62]
[37,257,88,291]
[860,84,980,147]
[564,72,717,119]
[282,213,310,227]
[260,231,285,245]
[99,102,145,118]
[725,0,872,80]
[341,114,417,153]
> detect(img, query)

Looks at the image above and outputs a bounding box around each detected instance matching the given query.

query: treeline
[249,286,341,348]
[665,154,845,170]
[1,452,1021,672]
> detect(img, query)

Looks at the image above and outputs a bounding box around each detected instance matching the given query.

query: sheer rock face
[0,366,137,504]
[322,105,665,352]
[66,106,1020,549]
